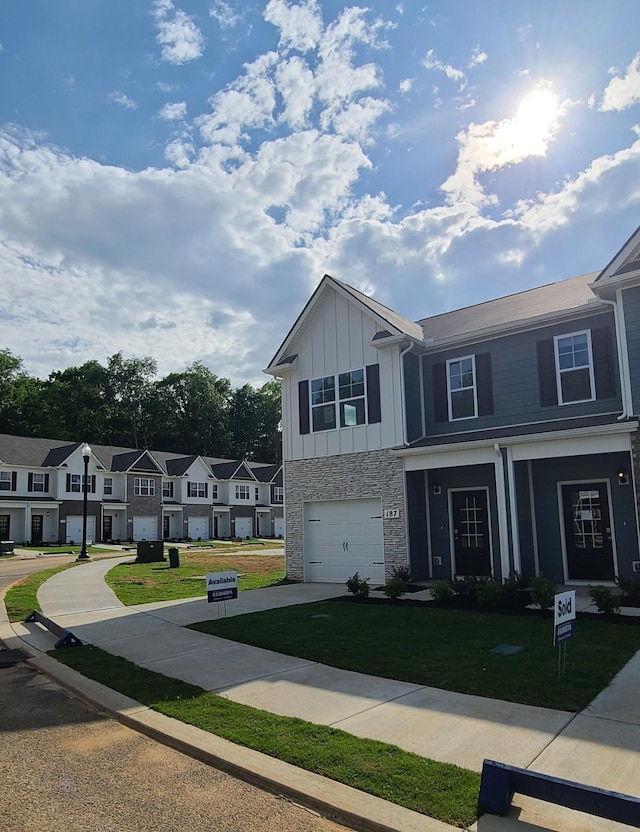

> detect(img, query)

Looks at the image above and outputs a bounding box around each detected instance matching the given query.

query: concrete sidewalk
[4,556,640,832]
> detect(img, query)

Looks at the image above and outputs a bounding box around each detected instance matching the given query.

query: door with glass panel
[561,483,614,580]
[451,489,492,576]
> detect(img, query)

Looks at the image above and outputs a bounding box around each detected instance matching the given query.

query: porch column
[493,445,511,579]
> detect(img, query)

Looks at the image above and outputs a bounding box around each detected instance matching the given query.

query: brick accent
[284,449,407,581]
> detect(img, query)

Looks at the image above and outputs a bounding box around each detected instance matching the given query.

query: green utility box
[168,547,180,568]
[136,540,164,563]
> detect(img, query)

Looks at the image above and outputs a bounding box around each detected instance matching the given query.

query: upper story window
[29,473,47,492]
[211,483,218,500]
[447,356,477,420]
[235,484,250,500]
[299,365,381,436]
[162,480,174,498]
[187,482,208,498]
[103,477,113,496]
[66,473,96,493]
[273,486,284,503]
[134,477,155,496]
[1,471,16,491]
[255,487,260,501]
[555,331,595,404]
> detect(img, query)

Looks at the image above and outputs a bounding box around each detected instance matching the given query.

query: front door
[31,514,43,545]
[562,483,615,581]
[103,515,113,542]
[451,490,492,576]
[163,515,170,540]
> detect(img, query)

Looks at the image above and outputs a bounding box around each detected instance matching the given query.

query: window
[211,483,218,500]
[134,477,155,496]
[311,375,336,431]
[310,369,366,431]
[273,486,284,503]
[187,482,208,498]
[69,474,82,493]
[255,487,259,501]
[0,472,12,491]
[0,515,8,538]
[447,356,477,420]
[162,480,174,498]
[338,369,366,427]
[104,477,113,496]
[31,473,45,492]
[555,331,595,404]
[235,484,250,500]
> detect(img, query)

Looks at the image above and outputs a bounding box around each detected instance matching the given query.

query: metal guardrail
[24,610,83,649]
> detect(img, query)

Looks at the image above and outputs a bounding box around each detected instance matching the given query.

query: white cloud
[422,49,466,86]
[468,46,487,68]
[158,101,187,121]
[275,56,315,129]
[164,139,194,168]
[264,0,323,53]
[399,78,413,94]
[153,0,205,65]
[108,91,137,109]
[209,0,243,30]
[601,53,640,111]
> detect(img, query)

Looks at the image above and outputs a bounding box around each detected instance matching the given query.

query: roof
[416,272,602,344]
[332,277,424,341]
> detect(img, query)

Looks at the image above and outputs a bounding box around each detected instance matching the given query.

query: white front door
[274,517,284,538]
[188,517,209,540]
[235,517,252,539]
[304,498,384,583]
[132,516,157,541]
[66,515,96,544]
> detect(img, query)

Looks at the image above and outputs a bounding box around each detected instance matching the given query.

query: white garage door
[188,517,209,540]
[274,517,284,539]
[132,516,157,541]
[66,516,96,544]
[304,498,384,583]
[235,517,252,539]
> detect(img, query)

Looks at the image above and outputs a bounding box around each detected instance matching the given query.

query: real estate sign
[206,570,238,602]
[553,590,576,646]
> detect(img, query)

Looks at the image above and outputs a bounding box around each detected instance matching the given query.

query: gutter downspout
[599,293,632,420]
[399,341,413,447]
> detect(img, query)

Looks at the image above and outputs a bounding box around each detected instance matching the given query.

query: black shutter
[537,339,558,406]
[298,380,310,435]
[592,327,616,399]
[28,473,33,492]
[66,473,71,492]
[433,362,449,422]
[44,474,49,491]
[205,483,208,498]
[91,475,96,493]
[11,471,16,491]
[476,353,494,417]
[366,364,381,424]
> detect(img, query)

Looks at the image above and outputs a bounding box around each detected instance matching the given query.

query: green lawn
[54,645,480,828]
[4,563,79,621]
[105,549,286,605]
[189,600,640,712]
[18,545,114,554]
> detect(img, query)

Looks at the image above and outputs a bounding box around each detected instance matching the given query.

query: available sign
[206,570,238,603]
[553,590,576,646]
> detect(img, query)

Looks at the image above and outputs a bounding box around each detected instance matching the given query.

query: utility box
[168,547,180,568]
[136,540,164,563]
[0,540,14,555]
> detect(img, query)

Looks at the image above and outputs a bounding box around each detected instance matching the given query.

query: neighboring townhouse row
[0,434,283,545]
[265,224,640,586]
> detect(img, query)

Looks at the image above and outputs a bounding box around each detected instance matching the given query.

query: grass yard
[105,548,286,605]
[54,645,480,828]
[189,600,640,712]
[4,563,79,621]
[18,545,114,554]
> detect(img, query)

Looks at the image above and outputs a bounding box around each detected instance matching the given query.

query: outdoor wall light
[432,481,442,496]
[617,468,629,486]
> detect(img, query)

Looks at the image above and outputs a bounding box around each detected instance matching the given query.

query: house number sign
[383,509,400,519]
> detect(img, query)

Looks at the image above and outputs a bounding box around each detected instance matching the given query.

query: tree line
[0,349,282,463]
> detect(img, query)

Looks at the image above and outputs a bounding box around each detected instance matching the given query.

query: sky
[1,1,640,387]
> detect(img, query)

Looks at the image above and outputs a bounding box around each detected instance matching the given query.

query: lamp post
[77,442,91,561]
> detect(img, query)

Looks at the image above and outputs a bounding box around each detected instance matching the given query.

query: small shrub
[531,574,557,609]
[616,575,640,605]
[502,572,531,608]
[391,564,411,584]
[452,574,481,599]
[476,579,505,610]
[383,576,406,600]
[589,585,621,615]
[430,580,454,602]
[346,572,370,599]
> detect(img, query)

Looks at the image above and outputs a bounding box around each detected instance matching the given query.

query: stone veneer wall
[284,449,407,582]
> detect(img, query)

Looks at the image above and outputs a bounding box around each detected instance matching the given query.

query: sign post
[553,590,576,678]
[206,571,238,618]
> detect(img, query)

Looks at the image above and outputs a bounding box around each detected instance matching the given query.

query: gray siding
[623,286,640,414]
[514,461,536,579]
[421,310,620,437]
[406,470,428,579]
[403,352,423,443]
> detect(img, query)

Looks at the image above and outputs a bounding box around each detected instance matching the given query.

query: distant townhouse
[265,225,640,586]
[0,435,283,545]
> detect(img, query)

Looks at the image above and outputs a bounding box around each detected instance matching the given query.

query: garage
[234,517,253,539]
[66,516,96,544]
[188,517,209,540]
[132,516,157,541]
[274,517,284,539]
[303,498,384,583]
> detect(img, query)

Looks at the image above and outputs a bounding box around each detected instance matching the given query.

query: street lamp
[76,442,92,561]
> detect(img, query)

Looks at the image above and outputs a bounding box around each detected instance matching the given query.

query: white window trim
[103,476,113,496]
[134,477,155,497]
[446,354,478,421]
[554,330,596,406]
[188,481,207,498]
[273,486,284,502]
[235,484,250,500]
[32,472,46,492]
[310,368,368,432]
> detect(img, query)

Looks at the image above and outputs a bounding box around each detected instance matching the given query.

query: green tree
[106,352,158,448]
[0,349,24,433]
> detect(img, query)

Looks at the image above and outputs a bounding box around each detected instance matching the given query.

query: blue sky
[1,0,639,386]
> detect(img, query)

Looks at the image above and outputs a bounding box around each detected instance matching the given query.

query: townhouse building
[265,225,640,586]
[0,435,283,545]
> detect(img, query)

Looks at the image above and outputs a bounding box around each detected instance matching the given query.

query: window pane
[338,369,364,400]
[451,388,475,419]
[312,403,337,431]
[340,398,366,427]
[561,368,591,403]
[311,376,335,405]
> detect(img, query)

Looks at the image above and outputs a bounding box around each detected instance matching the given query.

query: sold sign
[553,590,576,646]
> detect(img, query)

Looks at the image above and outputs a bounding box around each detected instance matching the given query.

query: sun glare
[508,88,560,158]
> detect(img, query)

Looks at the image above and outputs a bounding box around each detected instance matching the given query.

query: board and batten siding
[622,285,640,415]
[281,286,405,461]
[421,310,620,437]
